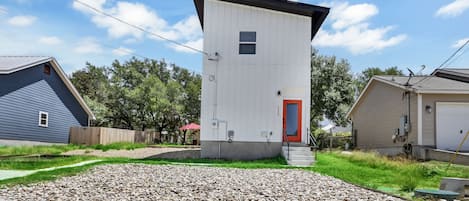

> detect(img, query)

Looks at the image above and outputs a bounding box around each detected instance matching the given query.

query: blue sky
[0,0,468,75]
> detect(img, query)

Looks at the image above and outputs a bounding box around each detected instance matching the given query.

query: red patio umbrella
[179,123,201,131]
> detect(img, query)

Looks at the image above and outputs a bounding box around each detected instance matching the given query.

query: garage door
[436,102,469,151]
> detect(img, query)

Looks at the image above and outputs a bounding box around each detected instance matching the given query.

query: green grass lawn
[1,145,469,200]
[0,142,148,157]
[311,151,469,197]
[0,156,289,187]
[0,156,97,170]
[0,145,81,156]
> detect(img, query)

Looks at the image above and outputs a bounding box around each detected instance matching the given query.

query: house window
[38,111,48,127]
[239,31,256,55]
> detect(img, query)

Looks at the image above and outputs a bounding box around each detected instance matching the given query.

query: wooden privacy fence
[69,127,160,145]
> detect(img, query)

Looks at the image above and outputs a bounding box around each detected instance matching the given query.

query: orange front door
[283,100,302,142]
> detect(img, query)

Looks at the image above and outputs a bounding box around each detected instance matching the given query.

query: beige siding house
[348,74,469,155]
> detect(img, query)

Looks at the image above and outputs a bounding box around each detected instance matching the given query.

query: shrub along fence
[69,127,160,145]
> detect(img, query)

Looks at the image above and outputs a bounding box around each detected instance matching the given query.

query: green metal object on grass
[414,189,459,201]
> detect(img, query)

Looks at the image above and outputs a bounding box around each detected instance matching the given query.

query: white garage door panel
[436,102,469,151]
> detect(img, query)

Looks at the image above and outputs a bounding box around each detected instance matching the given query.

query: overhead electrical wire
[100,43,153,60]
[74,0,207,56]
[411,39,469,87]
[438,39,469,69]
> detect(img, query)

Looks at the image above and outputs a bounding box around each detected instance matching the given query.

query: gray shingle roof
[0,56,94,119]
[439,68,469,75]
[0,56,52,74]
[375,75,469,92]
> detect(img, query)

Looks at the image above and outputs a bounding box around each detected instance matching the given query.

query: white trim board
[417,94,422,145]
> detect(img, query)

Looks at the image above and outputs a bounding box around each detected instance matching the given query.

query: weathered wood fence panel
[69,127,161,145]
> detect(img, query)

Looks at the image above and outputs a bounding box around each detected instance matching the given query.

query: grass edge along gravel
[0,156,291,188]
[0,142,148,157]
[310,151,469,199]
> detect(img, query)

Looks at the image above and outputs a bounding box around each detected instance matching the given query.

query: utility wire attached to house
[99,43,153,60]
[74,0,208,56]
[438,39,469,69]
[412,39,469,87]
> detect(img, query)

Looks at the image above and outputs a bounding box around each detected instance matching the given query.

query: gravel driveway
[0,164,403,201]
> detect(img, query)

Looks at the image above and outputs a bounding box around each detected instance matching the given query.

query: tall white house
[194,0,329,161]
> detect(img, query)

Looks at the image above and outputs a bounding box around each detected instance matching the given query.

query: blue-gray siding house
[0,56,94,143]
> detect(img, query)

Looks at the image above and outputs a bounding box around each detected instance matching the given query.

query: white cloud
[7,15,37,27]
[313,1,406,55]
[73,0,203,53]
[452,38,469,48]
[326,2,378,30]
[436,0,469,17]
[0,6,7,15]
[72,0,106,14]
[112,46,134,56]
[38,36,62,45]
[74,38,103,54]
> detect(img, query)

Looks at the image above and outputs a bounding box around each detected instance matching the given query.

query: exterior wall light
[425,105,432,113]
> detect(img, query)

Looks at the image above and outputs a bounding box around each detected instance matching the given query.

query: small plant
[398,176,419,192]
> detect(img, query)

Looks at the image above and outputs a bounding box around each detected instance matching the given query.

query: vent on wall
[44,64,51,75]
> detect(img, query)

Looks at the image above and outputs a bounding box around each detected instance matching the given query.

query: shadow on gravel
[144,149,201,159]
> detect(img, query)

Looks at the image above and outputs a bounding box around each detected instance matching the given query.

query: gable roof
[432,68,469,76]
[347,75,469,119]
[432,68,469,83]
[0,56,95,120]
[0,56,52,74]
[193,0,329,40]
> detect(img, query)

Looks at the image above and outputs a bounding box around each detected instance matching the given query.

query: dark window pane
[239,44,256,54]
[240,32,256,42]
[286,103,298,136]
[41,119,47,125]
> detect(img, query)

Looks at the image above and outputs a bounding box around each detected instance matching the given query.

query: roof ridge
[0,56,51,58]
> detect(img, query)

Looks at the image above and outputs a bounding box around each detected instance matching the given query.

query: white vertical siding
[201,0,312,143]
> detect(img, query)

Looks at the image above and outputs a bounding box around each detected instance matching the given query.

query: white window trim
[38,111,49,128]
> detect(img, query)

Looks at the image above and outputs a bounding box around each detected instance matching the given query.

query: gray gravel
[0,164,403,201]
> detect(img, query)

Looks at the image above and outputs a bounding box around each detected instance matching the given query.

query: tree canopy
[70,57,201,133]
[310,50,355,127]
[356,66,404,92]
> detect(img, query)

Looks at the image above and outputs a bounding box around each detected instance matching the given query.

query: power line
[100,43,152,60]
[96,42,203,74]
[445,44,469,67]
[438,39,469,69]
[411,39,469,86]
[74,0,207,55]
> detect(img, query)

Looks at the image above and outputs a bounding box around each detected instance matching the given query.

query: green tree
[311,50,355,127]
[70,57,201,141]
[357,66,403,92]
[70,63,110,126]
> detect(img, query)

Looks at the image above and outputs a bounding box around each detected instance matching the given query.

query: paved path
[0,160,102,181]
[62,147,200,159]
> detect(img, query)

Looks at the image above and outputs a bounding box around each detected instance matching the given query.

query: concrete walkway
[0,160,102,181]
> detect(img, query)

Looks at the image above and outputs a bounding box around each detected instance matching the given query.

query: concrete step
[286,154,314,161]
[281,145,315,167]
[287,159,315,167]
[282,146,311,152]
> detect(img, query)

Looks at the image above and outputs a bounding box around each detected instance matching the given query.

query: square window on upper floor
[239,31,256,55]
